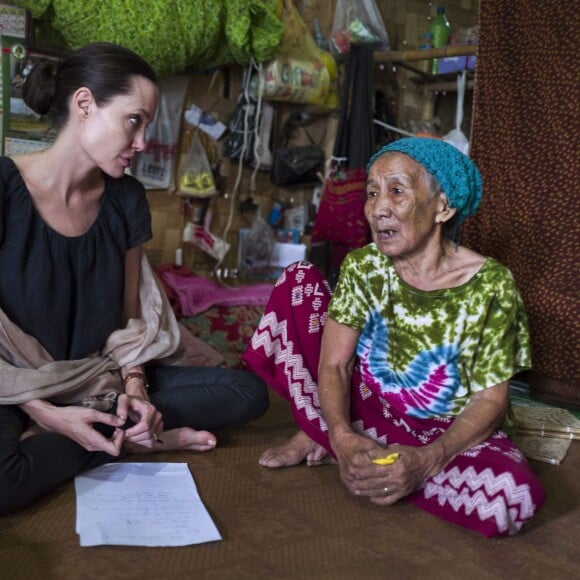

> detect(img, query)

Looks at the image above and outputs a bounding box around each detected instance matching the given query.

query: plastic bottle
[313,18,328,51]
[419,31,433,74]
[430,5,451,74]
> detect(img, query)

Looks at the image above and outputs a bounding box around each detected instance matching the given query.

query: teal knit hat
[367,138,482,226]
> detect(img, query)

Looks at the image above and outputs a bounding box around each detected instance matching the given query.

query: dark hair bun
[22,60,57,116]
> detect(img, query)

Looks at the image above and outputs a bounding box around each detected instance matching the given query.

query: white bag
[132,77,188,190]
[176,132,217,198]
[443,71,470,156]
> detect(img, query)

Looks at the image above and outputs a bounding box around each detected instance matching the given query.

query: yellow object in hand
[372,452,400,465]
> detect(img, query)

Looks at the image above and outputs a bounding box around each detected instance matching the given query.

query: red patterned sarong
[242,262,545,538]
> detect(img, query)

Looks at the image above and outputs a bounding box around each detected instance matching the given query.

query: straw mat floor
[1,390,578,580]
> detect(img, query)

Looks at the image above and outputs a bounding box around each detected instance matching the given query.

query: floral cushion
[180,305,264,368]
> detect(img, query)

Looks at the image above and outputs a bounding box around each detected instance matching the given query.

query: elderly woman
[242,137,545,538]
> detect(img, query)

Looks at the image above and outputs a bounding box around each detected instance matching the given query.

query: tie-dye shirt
[328,244,531,418]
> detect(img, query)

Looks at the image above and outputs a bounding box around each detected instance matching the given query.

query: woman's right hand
[20,399,126,456]
[115,393,164,447]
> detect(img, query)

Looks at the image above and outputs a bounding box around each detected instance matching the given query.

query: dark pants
[0,365,268,515]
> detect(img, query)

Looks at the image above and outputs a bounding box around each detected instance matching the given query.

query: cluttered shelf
[374,44,477,85]
[373,44,478,63]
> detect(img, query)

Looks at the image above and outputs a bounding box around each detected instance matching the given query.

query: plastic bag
[259,0,333,107]
[331,0,390,57]
[183,222,230,262]
[443,71,470,156]
[132,76,188,190]
[176,131,217,198]
[242,212,276,268]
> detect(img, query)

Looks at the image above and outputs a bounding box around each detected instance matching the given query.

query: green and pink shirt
[329,244,531,419]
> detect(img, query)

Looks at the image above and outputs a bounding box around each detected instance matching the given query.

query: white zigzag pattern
[250,311,327,431]
[351,420,387,446]
[424,465,535,534]
[392,417,412,433]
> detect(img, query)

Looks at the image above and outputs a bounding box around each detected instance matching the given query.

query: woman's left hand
[359,445,433,506]
[115,393,164,447]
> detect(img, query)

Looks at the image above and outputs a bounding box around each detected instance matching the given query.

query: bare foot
[124,427,217,454]
[259,430,331,468]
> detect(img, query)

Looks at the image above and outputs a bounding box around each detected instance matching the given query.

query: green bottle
[430,5,451,74]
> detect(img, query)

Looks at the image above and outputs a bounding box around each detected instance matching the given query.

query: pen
[372,452,400,465]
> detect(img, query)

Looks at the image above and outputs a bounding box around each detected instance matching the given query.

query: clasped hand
[331,430,428,505]
[24,394,163,456]
[116,393,164,448]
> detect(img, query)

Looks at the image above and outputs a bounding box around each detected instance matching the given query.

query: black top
[0,157,152,361]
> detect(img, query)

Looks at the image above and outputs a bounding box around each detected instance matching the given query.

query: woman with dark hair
[243,137,545,538]
[0,42,268,514]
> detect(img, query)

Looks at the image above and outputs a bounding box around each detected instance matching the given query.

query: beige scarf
[0,256,180,407]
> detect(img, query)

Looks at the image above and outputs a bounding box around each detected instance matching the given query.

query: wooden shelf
[374,45,477,90]
[373,44,477,63]
[421,79,475,92]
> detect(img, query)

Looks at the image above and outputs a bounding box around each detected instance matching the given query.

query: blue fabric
[367,137,482,226]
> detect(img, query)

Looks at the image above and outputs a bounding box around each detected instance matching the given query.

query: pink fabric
[242,262,545,538]
[157,267,274,317]
[154,264,193,317]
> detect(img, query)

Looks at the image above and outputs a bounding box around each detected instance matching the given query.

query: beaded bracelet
[123,371,149,391]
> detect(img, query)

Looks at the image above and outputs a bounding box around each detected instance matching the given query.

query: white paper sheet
[74,462,221,547]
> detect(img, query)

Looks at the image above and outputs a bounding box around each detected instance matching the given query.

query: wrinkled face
[79,75,158,178]
[365,152,443,259]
